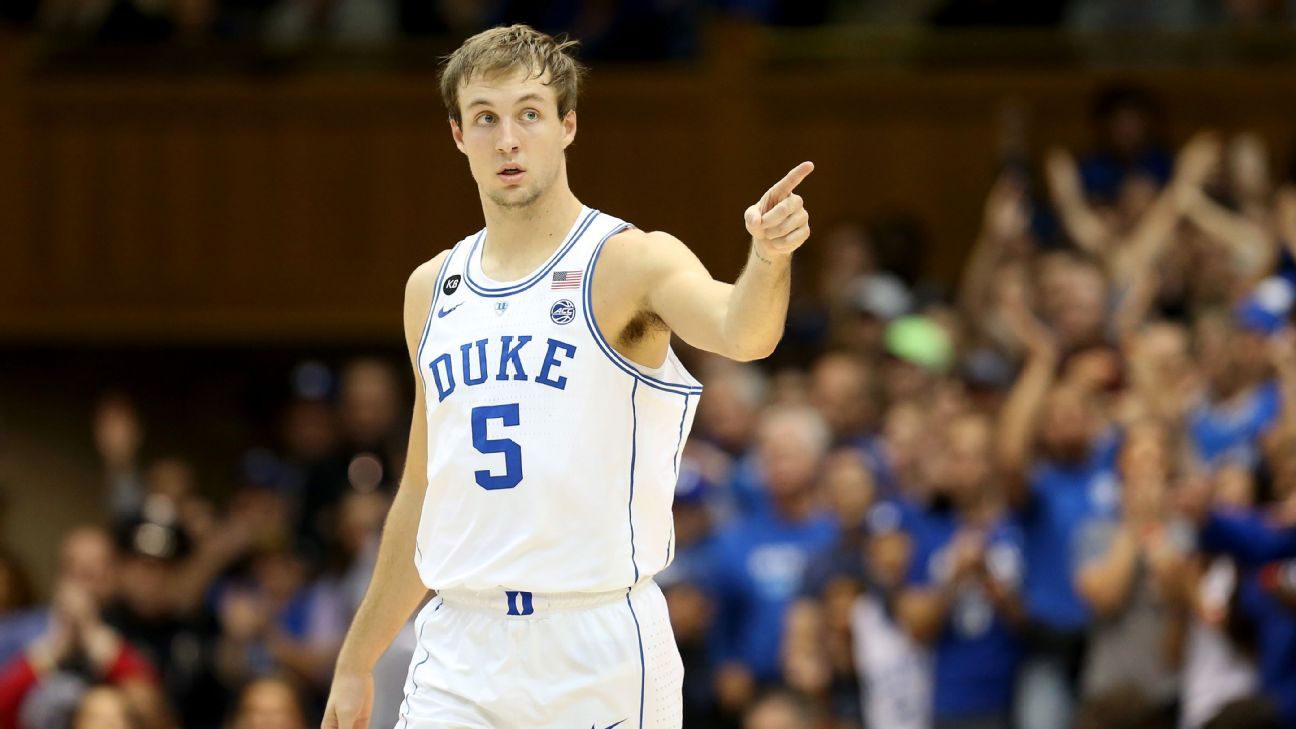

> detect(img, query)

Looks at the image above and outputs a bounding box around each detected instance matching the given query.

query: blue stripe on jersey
[628,379,640,584]
[664,393,689,566]
[626,590,646,729]
[414,246,458,401]
[462,209,599,297]
[581,222,704,395]
[665,524,674,566]
[673,394,689,476]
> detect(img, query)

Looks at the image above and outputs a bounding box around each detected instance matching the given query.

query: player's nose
[495,118,520,154]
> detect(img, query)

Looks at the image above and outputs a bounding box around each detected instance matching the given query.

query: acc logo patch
[443,274,462,296]
[550,299,576,325]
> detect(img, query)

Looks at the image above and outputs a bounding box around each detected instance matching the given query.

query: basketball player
[322,24,813,729]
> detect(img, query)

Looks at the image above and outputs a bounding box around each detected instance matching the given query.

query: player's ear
[561,110,577,149]
[450,118,466,154]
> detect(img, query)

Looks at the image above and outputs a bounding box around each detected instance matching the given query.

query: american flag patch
[551,270,582,289]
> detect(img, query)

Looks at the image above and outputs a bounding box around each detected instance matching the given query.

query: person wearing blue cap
[1181,323,1296,728]
[1195,323,1296,565]
[1185,280,1291,471]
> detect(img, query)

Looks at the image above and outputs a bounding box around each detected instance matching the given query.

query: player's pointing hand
[745,161,814,261]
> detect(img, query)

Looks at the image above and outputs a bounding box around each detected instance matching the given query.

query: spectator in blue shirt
[658,459,723,728]
[1196,325,1296,565]
[709,405,839,719]
[690,360,770,521]
[1233,563,1296,727]
[1077,84,1173,204]
[782,449,880,728]
[897,412,1024,729]
[1187,319,1282,469]
[1189,334,1296,727]
[996,303,1121,729]
[1200,508,1296,566]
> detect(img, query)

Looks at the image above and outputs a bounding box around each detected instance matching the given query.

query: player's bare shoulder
[598,227,698,299]
[407,251,450,292]
[602,227,690,264]
[403,250,452,351]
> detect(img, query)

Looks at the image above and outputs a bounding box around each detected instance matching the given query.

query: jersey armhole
[580,223,704,396]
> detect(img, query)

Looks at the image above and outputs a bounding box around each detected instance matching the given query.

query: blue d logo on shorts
[550,299,576,325]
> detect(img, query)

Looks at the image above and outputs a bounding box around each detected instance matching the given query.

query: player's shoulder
[406,249,452,299]
[602,226,690,271]
[402,249,453,349]
[605,226,683,250]
[403,249,454,326]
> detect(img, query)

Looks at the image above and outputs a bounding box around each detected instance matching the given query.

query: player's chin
[489,185,542,209]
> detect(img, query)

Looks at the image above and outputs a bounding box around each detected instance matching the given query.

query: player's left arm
[637,162,814,362]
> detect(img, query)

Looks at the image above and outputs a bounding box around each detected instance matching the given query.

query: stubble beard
[488,184,544,209]
[485,163,557,211]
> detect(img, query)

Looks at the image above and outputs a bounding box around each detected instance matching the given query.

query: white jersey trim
[462,208,600,297]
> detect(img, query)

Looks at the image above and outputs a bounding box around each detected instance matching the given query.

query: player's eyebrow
[466,93,546,109]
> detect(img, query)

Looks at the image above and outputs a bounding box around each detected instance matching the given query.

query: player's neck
[480,185,584,261]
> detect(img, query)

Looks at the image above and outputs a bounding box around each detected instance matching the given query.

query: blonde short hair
[439,24,585,124]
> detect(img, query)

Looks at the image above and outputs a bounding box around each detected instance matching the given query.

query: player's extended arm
[322,255,443,729]
[642,162,814,361]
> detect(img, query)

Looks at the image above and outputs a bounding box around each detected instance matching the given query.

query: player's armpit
[609,229,740,358]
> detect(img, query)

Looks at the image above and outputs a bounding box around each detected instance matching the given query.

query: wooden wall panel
[2,35,1295,344]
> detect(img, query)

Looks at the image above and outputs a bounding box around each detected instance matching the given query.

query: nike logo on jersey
[591,721,626,729]
[437,303,464,318]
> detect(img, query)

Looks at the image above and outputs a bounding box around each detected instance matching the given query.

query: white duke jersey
[412,206,702,594]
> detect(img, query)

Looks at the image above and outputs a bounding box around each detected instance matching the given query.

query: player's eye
[477,113,495,125]
[521,110,539,122]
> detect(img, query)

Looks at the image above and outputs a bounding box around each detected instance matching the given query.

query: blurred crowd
[0,358,409,729]
[660,84,1296,729]
[4,82,1296,729]
[3,0,1296,57]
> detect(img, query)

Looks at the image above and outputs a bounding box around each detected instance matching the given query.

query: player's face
[450,68,576,210]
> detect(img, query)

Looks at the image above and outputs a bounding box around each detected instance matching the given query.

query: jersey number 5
[470,403,523,490]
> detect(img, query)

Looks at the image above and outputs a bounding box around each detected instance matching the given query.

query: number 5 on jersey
[471,403,523,490]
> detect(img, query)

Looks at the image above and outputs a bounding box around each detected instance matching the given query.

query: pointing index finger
[760,161,815,214]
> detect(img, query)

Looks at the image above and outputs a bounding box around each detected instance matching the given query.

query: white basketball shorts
[395,579,683,728]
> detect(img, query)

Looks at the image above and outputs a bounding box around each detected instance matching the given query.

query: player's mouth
[497,164,526,185]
